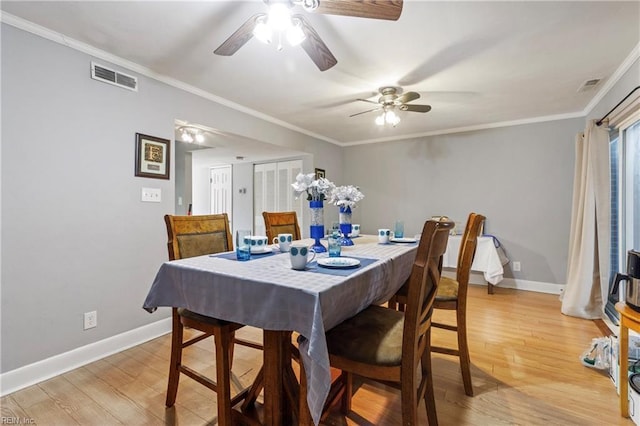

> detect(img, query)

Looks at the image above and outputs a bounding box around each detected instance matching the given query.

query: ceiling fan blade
[295,15,337,71]
[357,98,379,105]
[312,0,403,21]
[214,14,263,56]
[396,91,420,104]
[349,107,381,117]
[399,104,432,113]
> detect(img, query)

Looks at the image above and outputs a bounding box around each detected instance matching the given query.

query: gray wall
[343,119,582,286]
[0,24,341,373]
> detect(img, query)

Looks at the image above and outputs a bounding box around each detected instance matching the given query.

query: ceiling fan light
[385,110,398,123]
[375,114,385,126]
[195,133,205,143]
[253,21,272,44]
[268,3,292,31]
[287,23,306,46]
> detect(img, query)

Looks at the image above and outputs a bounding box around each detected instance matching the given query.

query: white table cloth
[443,235,508,285]
[143,237,417,425]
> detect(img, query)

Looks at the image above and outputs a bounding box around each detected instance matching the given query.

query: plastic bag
[581,337,610,370]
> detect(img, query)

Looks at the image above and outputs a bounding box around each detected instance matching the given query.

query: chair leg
[340,371,353,414]
[214,328,234,426]
[400,374,418,425]
[457,309,474,396]
[229,330,235,370]
[166,308,183,407]
[421,330,438,426]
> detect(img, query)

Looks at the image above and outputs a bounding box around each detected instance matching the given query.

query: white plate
[317,257,361,269]
[251,247,273,254]
[390,237,417,243]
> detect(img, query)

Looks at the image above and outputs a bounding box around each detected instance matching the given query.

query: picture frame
[135,133,170,180]
[315,168,326,179]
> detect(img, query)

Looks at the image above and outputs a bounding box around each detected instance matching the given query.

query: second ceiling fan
[350,86,432,126]
[213,0,404,71]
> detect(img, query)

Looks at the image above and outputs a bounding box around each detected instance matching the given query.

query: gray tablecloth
[143,238,417,425]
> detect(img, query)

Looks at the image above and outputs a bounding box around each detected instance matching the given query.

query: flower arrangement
[291,172,335,201]
[329,185,365,209]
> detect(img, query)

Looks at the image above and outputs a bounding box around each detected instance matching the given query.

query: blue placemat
[306,256,378,276]
[212,250,278,261]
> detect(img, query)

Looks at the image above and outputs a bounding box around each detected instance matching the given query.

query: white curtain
[561,119,610,319]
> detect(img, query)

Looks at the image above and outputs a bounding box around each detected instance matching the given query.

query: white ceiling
[2,1,639,146]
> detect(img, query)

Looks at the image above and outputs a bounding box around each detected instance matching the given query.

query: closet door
[254,160,303,235]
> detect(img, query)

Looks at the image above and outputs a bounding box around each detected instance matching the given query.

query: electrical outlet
[512,261,521,272]
[84,311,97,330]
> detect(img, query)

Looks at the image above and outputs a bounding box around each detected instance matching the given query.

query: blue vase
[309,200,326,253]
[339,206,354,246]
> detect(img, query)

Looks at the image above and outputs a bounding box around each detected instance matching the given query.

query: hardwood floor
[1,285,629,425]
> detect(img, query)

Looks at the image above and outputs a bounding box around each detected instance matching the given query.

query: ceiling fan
[213,0,404,71]
[350,86,432,126]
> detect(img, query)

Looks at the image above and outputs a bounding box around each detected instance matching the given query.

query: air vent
[577,78,601,92]
[91,62,138,91]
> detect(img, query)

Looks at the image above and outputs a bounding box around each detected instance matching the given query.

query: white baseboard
[494,277,565,295]
[0,317,172,397]
[443,270,565,295]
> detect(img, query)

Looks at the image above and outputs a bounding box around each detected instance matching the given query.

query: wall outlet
[512,261,521,272]
[84,311,97,330]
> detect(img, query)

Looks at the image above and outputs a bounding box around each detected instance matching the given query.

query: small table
[443,235,508,294]
[615,302,640,418]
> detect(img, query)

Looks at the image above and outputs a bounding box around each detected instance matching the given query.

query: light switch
[141,187,161,203]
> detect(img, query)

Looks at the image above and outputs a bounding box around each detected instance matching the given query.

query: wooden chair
[389,212,485,397]
[301,219,453,425]
[262,211,301,243]
[164,214,262,426]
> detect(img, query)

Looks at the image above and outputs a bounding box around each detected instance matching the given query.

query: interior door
[210,165,232,225]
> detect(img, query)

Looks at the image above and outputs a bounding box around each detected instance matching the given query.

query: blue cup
[394,220,404,239]
[328,235,341,257]
[236,230,251,261]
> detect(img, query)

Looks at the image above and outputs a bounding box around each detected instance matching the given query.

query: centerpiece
[292,172,335,253]
[329,185,364,246]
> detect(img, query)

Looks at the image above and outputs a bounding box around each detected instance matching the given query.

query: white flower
[291,172,336,201]
[329,185,365,209]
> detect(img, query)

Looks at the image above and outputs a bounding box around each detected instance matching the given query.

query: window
[606,113,640,324]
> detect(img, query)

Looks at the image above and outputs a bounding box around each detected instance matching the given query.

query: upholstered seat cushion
[177,307,232,326]
[393,276,459,302]
[436,276,459,301]
[326,305,404,366]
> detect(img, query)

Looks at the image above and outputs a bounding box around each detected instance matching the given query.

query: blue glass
[394,220,404,238]
[328,234,341,257]
[236,230,251,261]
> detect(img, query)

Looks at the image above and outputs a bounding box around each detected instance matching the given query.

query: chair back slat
[164,214,233,260]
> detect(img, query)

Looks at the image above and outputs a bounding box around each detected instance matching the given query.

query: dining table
[142,234,419,425]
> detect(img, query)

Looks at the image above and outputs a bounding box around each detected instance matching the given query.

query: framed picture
[135,133,170,179]
[315,168,326,179]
